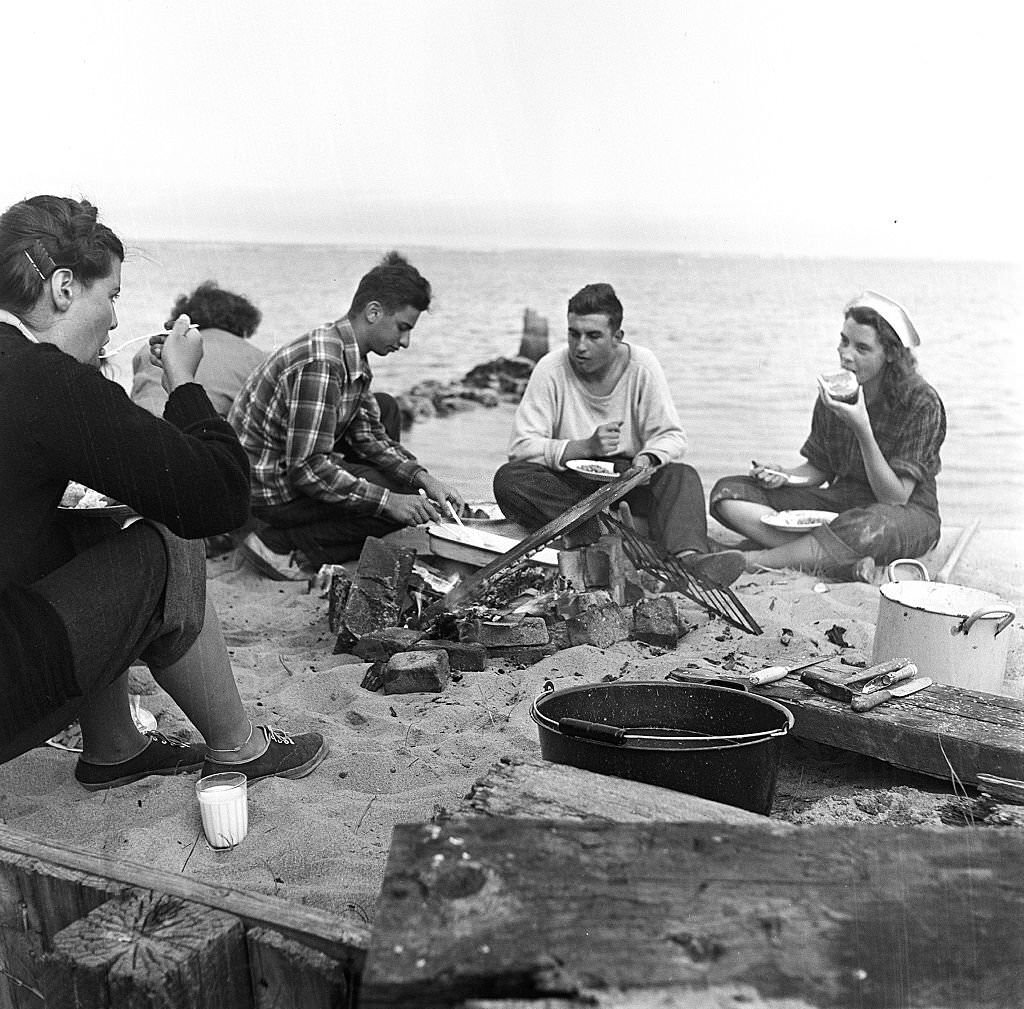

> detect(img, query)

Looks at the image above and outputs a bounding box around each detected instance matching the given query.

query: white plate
[565,459,620,482]
[761,509,839,531]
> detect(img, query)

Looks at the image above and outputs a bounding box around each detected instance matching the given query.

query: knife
[850,676,932,712]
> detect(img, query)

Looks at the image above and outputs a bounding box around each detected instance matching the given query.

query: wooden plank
[361,819,1024,1008]
[0,825,367,964]
[453,756,766,825]
[750,670,1024,786]
[247,926,355,1009]
[40,889,251,1009]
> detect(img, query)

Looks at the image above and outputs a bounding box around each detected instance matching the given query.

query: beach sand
[2,406,1022,933]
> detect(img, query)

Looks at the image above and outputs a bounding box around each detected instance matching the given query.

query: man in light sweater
[493,282,744,586]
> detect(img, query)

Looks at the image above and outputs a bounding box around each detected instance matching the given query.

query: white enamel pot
[871,559,1016,695]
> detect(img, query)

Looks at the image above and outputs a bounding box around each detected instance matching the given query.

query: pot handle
[957,607,1016,638]
[885,558,931,583]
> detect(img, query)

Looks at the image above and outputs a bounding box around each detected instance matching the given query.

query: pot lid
[880,580,1014,619]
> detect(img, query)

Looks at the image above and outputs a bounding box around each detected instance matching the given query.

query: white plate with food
[565,459,621,482]
[58,481,134,518]
[761,509,839,531]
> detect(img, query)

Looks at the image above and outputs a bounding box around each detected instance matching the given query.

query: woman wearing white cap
[709,291,946,581]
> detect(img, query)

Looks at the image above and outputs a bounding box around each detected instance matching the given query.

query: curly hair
[568,283,624,332]
[0,195,124,314]
[845,305,919,407]
[164,280,262,338]
[348,251,431,316]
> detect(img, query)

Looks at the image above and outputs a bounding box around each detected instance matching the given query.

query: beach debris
[825,625,853,648]
[360,662,384,691]
[384,650,451,695]
[485,643,558,668]
[814,582,830,593]
[780,627,794,647]
[333,537,416,652]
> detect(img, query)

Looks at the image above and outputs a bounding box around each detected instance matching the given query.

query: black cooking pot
[530,680,794,815]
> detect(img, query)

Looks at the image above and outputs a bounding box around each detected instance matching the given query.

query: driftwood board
[361,819,1024,1009]
[748,669,1024,786]
[452,755,765,825]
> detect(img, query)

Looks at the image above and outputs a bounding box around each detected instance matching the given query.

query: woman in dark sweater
[0,195,326,788]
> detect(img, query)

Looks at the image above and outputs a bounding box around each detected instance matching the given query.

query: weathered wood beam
[361,819,1024,1008]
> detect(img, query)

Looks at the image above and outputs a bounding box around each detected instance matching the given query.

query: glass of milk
[195,771,248,848]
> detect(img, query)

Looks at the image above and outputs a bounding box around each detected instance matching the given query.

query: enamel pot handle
[957,607,1016,638]
[885,558,930,583]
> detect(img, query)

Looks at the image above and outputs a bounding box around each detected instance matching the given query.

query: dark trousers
[2,522,205,763]
[493,459,710,555]
[255,393,407,565]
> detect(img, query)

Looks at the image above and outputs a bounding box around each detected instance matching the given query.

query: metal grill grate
[599,510,762,635]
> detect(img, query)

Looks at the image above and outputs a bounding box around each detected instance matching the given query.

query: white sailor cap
[845,290,921,347]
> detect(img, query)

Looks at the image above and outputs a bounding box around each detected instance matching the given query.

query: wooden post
[517,308,549,362]
[41,890,251,1009]
[247,926,354,1009]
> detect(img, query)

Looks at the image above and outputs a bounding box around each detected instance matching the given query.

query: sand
[1,408,1022,933]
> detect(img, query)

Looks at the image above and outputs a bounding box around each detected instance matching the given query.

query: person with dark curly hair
[131,280,266,417]
[710,291,946,581]
[0,195,326,788]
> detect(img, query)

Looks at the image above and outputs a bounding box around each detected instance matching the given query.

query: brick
[487,643,558,668]
[384,650,451,694]
[416,639,488,672]
[631,595,683,647]
[567,595,630,648]
[352,627,425,662]
[463,616,550,647]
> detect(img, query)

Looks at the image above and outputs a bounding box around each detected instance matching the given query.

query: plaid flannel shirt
[801,375,946,513]
[228,319,423,514]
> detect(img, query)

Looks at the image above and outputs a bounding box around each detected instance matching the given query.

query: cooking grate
[599,510,762,635]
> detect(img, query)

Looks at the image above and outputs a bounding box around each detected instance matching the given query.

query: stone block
[416,639,489,672]
[631,595,683,647]
[462,616,550,647]
[487,643,558,669]
[336,537,416,649]
[352,627,426,662]
[384,650,451,694]
[567,594,631,649]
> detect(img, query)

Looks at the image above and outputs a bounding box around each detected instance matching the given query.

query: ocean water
[108,243,1024,531]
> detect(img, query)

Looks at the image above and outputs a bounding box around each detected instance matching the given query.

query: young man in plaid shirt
[229,252,465,579]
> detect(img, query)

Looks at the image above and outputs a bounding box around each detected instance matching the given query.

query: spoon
[98,324,200,359]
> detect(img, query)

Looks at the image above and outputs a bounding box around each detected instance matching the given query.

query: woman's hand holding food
[152,314,204,394]
[817,376,870,436]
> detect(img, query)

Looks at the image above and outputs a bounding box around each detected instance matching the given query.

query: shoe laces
[144,730,189,749]
[260,725,295,746]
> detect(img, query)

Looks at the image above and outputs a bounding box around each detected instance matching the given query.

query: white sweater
[507,344,688,470]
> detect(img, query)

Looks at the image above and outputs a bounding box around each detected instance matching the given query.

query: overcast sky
[6,1,1020,259]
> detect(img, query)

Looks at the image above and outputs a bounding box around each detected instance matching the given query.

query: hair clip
[23,250,46,280]
[24,240,57,282]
